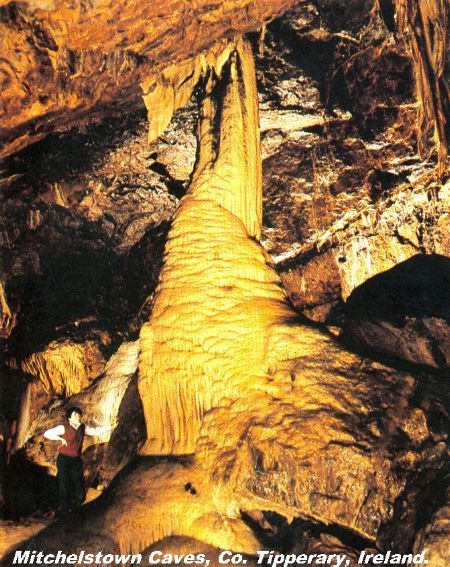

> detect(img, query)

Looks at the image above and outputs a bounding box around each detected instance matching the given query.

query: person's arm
[43,425,67,446]
[85,424,115,437]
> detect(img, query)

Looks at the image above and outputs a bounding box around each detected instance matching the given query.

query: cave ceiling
[0,0,449,565]
[0,0,303,157]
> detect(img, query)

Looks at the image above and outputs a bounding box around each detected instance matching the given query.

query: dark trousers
[56,454,84,511]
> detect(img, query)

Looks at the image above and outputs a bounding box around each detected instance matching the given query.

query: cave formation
[0,0,449,566]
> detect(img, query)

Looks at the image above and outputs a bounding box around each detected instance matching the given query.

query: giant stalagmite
[138,37,265,455]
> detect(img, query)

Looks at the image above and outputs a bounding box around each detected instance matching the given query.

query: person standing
[43,406,111,514]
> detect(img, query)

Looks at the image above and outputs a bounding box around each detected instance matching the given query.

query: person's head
[66,407,82,426]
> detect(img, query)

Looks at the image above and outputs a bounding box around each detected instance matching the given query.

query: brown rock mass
[0,0,302,158]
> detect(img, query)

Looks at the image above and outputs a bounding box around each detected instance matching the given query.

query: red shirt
[59,421,85,458]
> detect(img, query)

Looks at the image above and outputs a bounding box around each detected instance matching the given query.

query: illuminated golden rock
[142,40,236,147]
[138,37,263,455]
[134,34,442,537]
[136,36,442,542]
[143,536,252,566]
[0,520,48,558]
[0,282,15,339]
[93,461,260,555]
[396,0,448,176]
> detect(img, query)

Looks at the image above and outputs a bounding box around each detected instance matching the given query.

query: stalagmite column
[138,38,328,455]
[139,38,271,454]
[190,39,262,239]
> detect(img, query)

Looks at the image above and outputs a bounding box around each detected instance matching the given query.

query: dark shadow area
[261,14,339,109]
[344,254,450,320]
[3,208,169,360]
[2,455,58,519]
[6,230,142,359]
[241,509,374,553]
[379,464,450,553]
[1,107,148,196]
[329,255,450,370]
[148,161,186,199]
[314,0,375,34]
[259,2,413,131]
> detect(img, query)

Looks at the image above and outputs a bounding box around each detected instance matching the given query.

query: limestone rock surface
[19,339,105,397]
[0,0,300,157]
[413,486,450,567]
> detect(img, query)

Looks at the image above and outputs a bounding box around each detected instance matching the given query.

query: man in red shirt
[44,407,111,514]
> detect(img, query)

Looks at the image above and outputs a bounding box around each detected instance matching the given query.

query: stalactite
[13,381,32,451]
[190,38,262,239]
[20,340,105,397]
[141,36,262,236]
[0,282,14,338]
[396,0,449,176]
[141,39,235,145]
[0,0,299,158]
[137,36,342,457]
